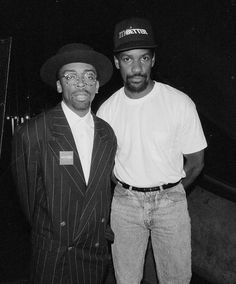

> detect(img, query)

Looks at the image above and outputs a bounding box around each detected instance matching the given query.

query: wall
[188,186,236,284]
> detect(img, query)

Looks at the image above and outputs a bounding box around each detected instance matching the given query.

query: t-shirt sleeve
[96,102,108,120]
[96,105,103,118]
[180,99,207,154]
[96,100,113,125]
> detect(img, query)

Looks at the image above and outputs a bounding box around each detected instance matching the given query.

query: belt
[116,178,181,192]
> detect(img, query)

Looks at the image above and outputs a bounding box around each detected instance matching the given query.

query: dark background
[0,0,235,187]
[0,0,235,282]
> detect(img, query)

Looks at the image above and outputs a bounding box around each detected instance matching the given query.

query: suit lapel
[47,104,86,195]
[88,114,110,185]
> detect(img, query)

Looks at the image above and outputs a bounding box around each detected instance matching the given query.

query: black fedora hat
[40,43,113,88]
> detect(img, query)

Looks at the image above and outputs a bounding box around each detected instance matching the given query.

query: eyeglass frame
[59,70,98,87]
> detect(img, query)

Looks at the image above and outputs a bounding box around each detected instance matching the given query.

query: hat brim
[114,41,157,53]
[40,50,113,88]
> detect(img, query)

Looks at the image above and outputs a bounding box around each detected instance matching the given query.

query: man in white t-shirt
[97,17,207,284]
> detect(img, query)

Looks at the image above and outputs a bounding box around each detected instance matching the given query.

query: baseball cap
[113,17,157,53]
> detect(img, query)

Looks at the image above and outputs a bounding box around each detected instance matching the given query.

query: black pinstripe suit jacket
[12,104,117,284]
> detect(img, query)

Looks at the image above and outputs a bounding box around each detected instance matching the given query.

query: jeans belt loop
[160,185,164,192]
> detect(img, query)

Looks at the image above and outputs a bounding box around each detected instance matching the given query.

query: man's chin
[72,102,90,112]
[125,81,148,93]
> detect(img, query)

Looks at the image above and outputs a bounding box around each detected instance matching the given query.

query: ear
[95,80,99,94]
[151,53,156,67]
[56,80,62,93]
[114,56,120,69]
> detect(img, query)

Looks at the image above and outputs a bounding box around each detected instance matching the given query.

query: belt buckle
[146,186,160,192]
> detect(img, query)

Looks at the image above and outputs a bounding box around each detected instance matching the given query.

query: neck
[75,109,90,117]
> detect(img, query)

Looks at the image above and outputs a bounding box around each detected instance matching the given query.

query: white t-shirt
[97,81,207,187]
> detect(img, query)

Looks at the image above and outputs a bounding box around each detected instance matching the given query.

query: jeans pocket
[113,183,130,198]
[164,184,186,202]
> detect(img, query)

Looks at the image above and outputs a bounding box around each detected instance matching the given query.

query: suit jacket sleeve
[12,121,40,224]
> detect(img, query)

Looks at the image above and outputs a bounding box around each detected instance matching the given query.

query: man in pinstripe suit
[12,43,117,284]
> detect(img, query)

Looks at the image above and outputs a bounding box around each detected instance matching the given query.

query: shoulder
[156,82,196,109]
[94,115,117,148]
[14,105,59,139]
[12,114,44,150]
[15,112,43,135]
[157,82,193,101]
[97,87,124,114]
[94,115,116,136]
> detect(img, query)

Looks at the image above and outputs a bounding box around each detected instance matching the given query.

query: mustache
[127,74,147,79]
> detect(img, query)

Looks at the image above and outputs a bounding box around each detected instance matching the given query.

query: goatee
[125,75,148,93]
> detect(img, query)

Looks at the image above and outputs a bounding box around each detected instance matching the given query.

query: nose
[131,60,142,73]
[74,77,86,88]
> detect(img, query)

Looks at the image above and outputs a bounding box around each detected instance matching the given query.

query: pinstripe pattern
[12,104,117,284]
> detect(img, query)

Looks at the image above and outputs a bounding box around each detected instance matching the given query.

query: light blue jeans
[111,182,192,284]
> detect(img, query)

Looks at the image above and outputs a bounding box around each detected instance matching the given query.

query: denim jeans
[111,182,191,284]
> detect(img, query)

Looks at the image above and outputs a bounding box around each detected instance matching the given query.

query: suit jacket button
[68,246,73,251]
[101,218,105,223]
[60,221,66,227]
[95,242,99,247]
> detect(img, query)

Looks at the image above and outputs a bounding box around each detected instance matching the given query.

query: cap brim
[114,41,157,53]
[40,50,113,89]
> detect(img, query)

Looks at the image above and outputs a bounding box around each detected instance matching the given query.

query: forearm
[182,150,205,189]
[182,163,204,189]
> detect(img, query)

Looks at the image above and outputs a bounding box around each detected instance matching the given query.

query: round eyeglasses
[61,71,97,86]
